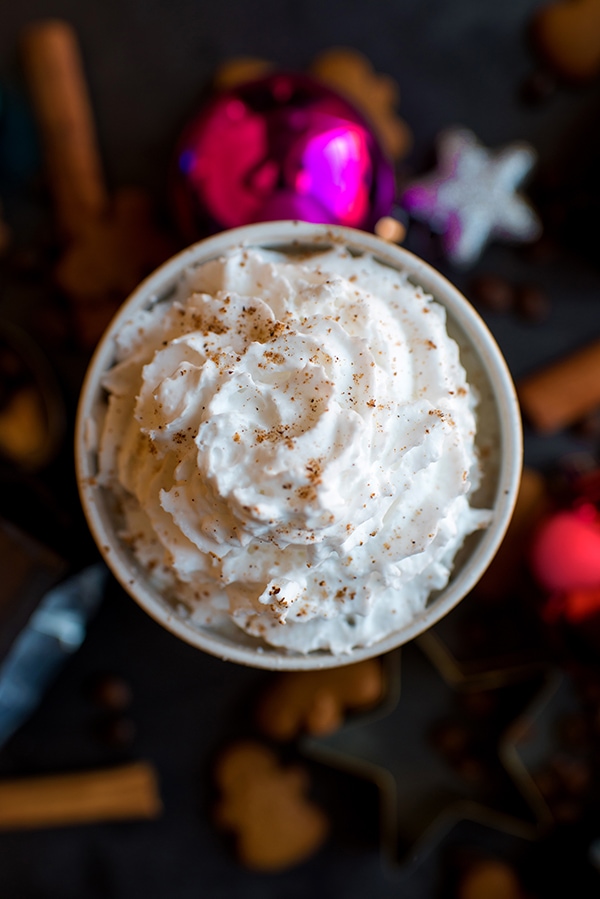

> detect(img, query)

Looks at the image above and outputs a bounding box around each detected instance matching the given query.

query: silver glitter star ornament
[401,128,541,267]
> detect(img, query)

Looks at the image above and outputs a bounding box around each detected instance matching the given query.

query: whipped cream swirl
[97,245,490,654]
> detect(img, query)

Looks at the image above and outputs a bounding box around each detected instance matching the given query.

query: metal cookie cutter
[302,641,548,873]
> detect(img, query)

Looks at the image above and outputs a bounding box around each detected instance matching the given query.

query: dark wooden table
[1,1,600,896]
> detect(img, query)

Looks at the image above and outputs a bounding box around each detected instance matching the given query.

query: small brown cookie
[214,740,329,871]
[458,859,525,899]
[309,47,412,161]
[212,57,274,91]
[256,658,385,740]
[55,187,175,348]
[531,0,600,82]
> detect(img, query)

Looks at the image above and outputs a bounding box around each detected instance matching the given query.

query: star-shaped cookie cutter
[502,668,594,829]
[417,585,547,691]
[301,640,550,873]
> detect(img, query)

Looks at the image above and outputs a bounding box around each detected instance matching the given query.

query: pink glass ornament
[171,72,395,239]
[530,504,600,593]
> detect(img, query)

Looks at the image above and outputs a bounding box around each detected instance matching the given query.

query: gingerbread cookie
[256,658,384,740]
[531,0,600,82]
[54,186,174,347]
[309,47,412,161]
[212,56,274,91]
[457,858,525,899]
[214,740,329,871]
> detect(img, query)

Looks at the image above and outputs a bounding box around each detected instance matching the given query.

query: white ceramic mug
[75,221,522,670]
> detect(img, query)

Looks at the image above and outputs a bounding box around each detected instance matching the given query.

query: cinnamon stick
[21,19,108,239]
[517,338,600,433]
[0,761,162,830]
[20,19,174,349]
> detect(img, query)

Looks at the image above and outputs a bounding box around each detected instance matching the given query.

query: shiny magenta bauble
[171,72,395,239]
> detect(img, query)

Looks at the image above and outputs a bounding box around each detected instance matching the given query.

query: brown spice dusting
[305,459,322,484]
[255,425,295,449]
[264,350,285,364]
[269,322,288,339]
[205,317,229,334]
[297,484,317,502]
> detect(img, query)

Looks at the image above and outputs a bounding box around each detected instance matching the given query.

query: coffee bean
[534,765,561,800]
[571,408,600,441]
[87,673,133,711]
[454,755,487,784]
[557,712,589,751]
[551,798,583,824]
[519,69,559,105]
[96,715,136,749]
[468,275,516,313]
[516,284,550,323]
[552,753,591,795]
[430,721,470,759]
[459,690,497,719]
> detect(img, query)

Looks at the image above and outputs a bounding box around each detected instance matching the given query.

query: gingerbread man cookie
[531,0,600,82]
[458,858,526,899]
[256,658,385,740]
[214,741,329,871]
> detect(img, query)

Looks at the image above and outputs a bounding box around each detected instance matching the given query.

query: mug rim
[75,220,523,670]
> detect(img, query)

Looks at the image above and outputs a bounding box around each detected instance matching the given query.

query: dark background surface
[1,1,600,897]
